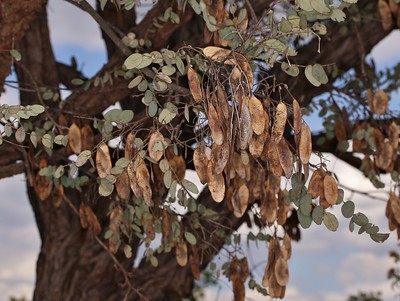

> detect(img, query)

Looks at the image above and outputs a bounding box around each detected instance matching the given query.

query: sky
[0,1,400,301]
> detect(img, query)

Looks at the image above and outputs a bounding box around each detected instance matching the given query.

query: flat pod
[249,131,268,158]
[238,99,253,150]
[276,138,294,179]
[207,102,224,145]
[169,155,186,181]
[388,121,399,150]
[378,0,393,30]
[323,174,338,205]
[372,89,389,115]
[376,142,394,170]
[293,99,302,147]
[271,102,287,144]
[232,184,249,218]
[210,143,230,175]
[148,130,164,162]
[267,143,283,177]
[207,162,225,202]
[193,147,209,184]
[127,162,143,199]
[202,46,232,62]
[307,168,325,199]
[115,170,131,200]
[187,67,203,103]
[68,123,82,154]
[389,192,400,225]
[248,95,265,135]
[96,141,112,178]
[136,161,152,205]
[81,124,95,150]
[176,241,188,267]
[274,256,289,286]
[299,122,312,164]
[124,133,136,159]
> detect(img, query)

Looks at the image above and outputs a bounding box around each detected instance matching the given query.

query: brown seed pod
[238,99,253,150]
[68,123,82,154]
[307,168,325,199]
[193,147,209,184]
[176,241,188,267]
[372,89,389,116]
[136,161,152,206]
[202,46,232,63]
[276,138,294,179]
[249,131,268,158]
[96,141,112,178]
[207,162,225,202]
[271,102,287,145]
[375,142,394,170]
[267,144,283,177]
[324,174,338,206]
[127,162,143,199]
[299,122,312,164]
[187,67,203,103]
[116,170,131,200]
[232,184,250,218]
[274,256,289,286]
[293,99,302,147]
[378,0,393,30]
[148,130,164,162]
[248,95,266,135]
[81,124,94,151]
[207,102,224,145]
[210,142,230,175]
[388,121,399,151]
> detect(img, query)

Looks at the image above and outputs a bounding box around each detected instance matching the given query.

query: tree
[0,0,399,300]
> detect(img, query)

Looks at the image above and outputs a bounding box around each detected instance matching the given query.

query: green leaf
[76,150,92,167]
[310,0,330,13]
[323,212,339,231]
[54,165,64,179]
[30,131,37,148]
[150,256,159,267]
[71,78,84,85]
[312,64,328,84]
[15,127,26,143]
[163,170,173,188]
[182,179,199,194]
[281,62,300,77]
[370,233,390,243]
[297,209,312,229]
[305,65,321,87]
[4,124,12,137]
[120,110,134,123]
[188,0,201,14]
[124,245,132,258]
[159,159,170,173]
[99,178,114,196]
[330,8,346,22]
[54,135,68,146]
[159,108,176,124]
[10,49,21,61]
[29,104,45,115]
[298,0,313,11]
[128,75,143,89]
[161,65,176,76]
[124,53,144,69]
[42,134,53,149]
[115,157,130,168]
[184,231,197,245]
[343,0,358,3]
[353,212,369,226]
[299,194,312,216]
[312,205,324,225]
[341,201,355,218]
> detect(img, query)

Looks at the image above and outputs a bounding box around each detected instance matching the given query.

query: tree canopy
[0,0,399,300]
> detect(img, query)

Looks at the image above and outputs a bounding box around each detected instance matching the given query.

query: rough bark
[0,1,398,301]
[0,0,46,92]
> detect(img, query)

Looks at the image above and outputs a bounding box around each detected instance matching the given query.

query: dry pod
[271,102,287,144]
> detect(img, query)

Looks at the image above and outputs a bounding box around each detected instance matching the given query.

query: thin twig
[65,0,132,57]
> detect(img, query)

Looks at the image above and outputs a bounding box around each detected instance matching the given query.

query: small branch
[65,0,132,57]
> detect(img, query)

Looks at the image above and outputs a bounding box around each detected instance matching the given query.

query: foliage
[1,0,400,300]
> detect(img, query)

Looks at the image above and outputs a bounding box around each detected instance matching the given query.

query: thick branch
[0,0,46,92]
